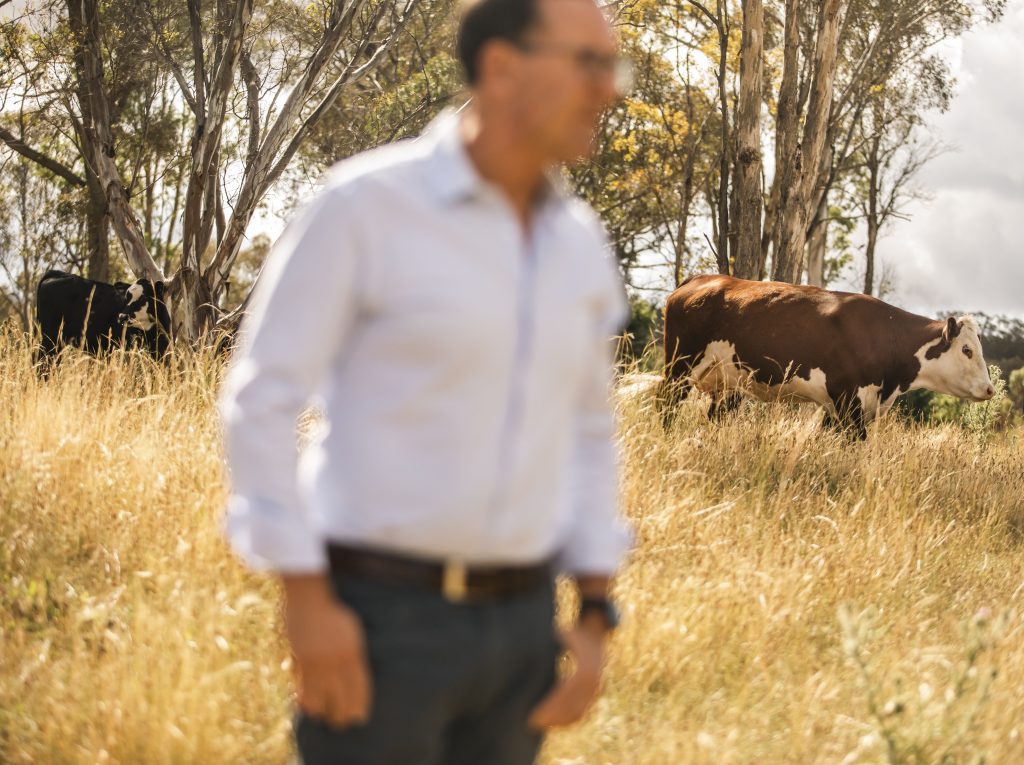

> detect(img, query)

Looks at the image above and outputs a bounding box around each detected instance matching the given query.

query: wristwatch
[578,596,620,631]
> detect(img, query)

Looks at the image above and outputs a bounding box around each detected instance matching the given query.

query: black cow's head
[118,279,172,354]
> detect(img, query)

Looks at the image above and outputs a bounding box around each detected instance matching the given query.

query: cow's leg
[849,399,868,440]
[35,335,57,378]
[33,318,64,377]
[658,375,693,430]
[822,409,839,431]
[709,391,742,421]
[658,352,695,430]
[825,397,868,440]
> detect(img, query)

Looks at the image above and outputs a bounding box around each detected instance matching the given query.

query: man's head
[457,0,625,163]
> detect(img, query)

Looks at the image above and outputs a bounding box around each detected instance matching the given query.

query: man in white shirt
[220,0,632,762]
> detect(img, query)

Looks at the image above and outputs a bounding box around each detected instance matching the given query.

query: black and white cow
[35,269,172,360]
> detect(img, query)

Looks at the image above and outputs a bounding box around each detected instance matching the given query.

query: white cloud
[879,0,1024,318]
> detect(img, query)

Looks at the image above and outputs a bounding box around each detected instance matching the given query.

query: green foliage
[569,19,721,281]
[892,387,934,423]
[299,0,460,166]
[360,53,463,146]
[1008,368,1024,413]
[959,365,1009,436]
[898,366,1016,435]
[618,295,663,371]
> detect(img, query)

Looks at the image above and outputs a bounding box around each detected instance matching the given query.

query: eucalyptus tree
[1,0,427,340]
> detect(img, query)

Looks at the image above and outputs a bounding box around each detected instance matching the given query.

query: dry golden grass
[3,331,1024,764]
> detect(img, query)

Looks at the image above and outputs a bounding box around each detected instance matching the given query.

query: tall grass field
[2,328,1024,764]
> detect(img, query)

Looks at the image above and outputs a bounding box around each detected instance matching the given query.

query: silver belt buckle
[442,559,468,602]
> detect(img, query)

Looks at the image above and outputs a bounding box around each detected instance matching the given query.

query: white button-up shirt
[220,111,630,575]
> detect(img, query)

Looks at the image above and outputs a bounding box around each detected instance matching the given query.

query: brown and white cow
[662,275,995,436]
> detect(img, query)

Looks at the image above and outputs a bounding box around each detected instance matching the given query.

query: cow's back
[664,275,845,381]
[664,274,941,407]
[36,270,124,351]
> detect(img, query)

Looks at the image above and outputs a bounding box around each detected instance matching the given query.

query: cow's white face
[120,282,156,332]
[921,316,994,401]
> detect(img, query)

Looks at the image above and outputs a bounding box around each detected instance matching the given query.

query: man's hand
[527,617,608,729]
[281,574,372,728]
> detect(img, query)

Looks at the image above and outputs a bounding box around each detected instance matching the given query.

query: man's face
[507,0,621,163]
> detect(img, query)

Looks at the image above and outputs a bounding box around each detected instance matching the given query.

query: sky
[874,0,1024,318]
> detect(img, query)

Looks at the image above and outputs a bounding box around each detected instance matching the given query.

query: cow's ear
[942,316,959,344]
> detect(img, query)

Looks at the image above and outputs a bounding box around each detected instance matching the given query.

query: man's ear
[477,39,521,94]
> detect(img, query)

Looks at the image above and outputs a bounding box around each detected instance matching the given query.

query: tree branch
[239,47,261,169]
[205,0,422,297]
[142,1,199,115]
[686,0,724,34]
[0,126,86,186]
[187,0,207,122]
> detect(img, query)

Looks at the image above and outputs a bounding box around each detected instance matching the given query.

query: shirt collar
[421,108,571,211]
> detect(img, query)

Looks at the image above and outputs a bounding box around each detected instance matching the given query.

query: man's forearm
[281,573,336,609]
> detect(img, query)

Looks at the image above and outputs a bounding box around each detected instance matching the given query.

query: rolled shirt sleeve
[558,232,633,577]
[219,179,363,573]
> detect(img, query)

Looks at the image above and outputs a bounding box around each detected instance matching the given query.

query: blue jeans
[295,572,559,765]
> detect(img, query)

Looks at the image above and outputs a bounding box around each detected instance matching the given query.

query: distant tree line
[0,0,1007,344]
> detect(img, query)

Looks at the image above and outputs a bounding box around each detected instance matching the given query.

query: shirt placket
[483,207,545,546]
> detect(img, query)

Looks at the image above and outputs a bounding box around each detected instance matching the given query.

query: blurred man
[220,0,632,762]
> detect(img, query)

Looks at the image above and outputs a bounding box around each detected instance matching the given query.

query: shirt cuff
[556,515,633,577]
[224,495,328,574]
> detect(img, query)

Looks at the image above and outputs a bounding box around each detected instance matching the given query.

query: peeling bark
[773,0,848,284]
[733,0,764,280]
[68,0,163,284]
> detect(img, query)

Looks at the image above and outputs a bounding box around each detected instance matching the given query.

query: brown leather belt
[326,543,554,603]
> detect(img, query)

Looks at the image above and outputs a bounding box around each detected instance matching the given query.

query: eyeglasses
[517,42,635,95]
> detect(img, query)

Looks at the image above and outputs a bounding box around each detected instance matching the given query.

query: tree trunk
[733,0,764,280]
[177,0,256,337]
[714,0,731,275]
[863,133,881,295]
[863,217,878,296]
[202,0,422,310]
[84,172,110,282]
[69,0,163,284]
[773,0,847,284]
[806,192,828,287]
[764,0,801,281]
[61,0,420,343]
[675,163,695,288]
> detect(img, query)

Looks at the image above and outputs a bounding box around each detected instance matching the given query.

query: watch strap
[579,596,620,630]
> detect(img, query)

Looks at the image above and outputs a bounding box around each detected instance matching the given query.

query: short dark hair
[456,0,542,85]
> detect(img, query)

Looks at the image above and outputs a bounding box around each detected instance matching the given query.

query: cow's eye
[962,345,973,359]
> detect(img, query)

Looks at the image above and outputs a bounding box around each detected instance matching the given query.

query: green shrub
[893,366,1018,433]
